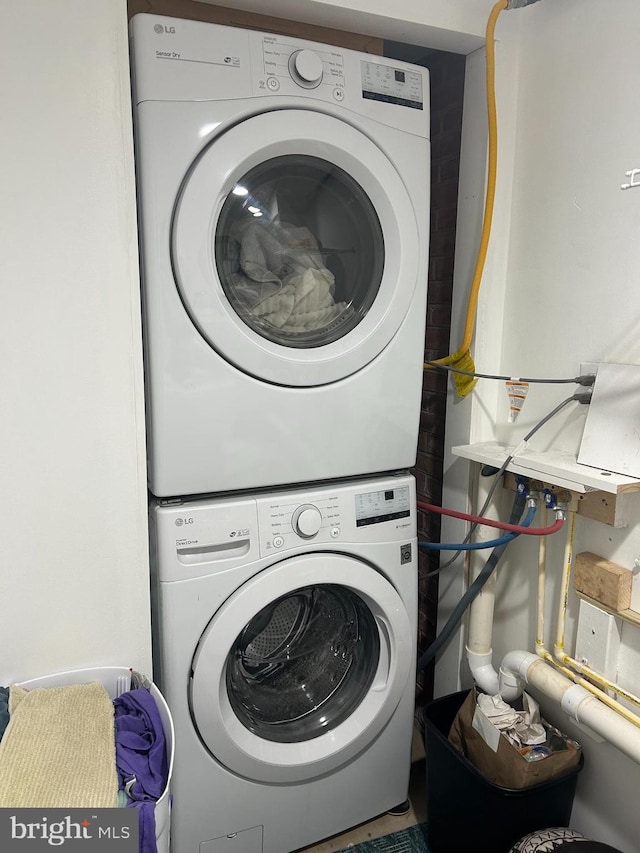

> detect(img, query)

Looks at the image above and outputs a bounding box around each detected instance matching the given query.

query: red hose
[417,500,565,536]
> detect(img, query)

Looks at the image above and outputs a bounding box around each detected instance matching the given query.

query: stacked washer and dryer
[130,14,430,853]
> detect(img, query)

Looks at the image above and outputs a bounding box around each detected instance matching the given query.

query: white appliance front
[149,473,418,853]
[130,15,430,497]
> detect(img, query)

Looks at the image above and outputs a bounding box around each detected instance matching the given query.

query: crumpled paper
[475,691,547,749]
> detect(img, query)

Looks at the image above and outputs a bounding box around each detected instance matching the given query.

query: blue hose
[418,504,536,550]
[419,535,515,550]
[417,492,532,672]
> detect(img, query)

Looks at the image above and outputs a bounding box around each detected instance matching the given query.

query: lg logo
[175,517,194,527]
[154,24,176,34]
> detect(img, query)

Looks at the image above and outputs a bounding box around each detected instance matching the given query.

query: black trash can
[423,690,584,853]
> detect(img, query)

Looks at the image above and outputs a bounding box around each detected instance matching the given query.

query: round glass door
[215,155,384,348]
[226,584,380,742]
[172,110,420,387]
[189,553,413,783]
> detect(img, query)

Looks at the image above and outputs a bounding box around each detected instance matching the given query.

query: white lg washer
[149,473,418,853]
[130,15,430,498]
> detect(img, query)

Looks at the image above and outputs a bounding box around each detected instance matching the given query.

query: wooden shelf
[452,442,640,495]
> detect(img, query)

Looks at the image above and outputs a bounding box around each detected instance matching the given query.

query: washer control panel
[258,492,342,553]
[355,485,411,527]
[256,478,414,555]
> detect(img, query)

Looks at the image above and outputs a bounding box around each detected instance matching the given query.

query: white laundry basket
[17,666,174,853]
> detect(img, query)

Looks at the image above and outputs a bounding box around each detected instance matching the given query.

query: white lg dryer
[149,473,418,853]
[130,16,430,498]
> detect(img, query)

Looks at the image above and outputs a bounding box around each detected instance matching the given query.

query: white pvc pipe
[466,488,538,702]
[469,643,521,702]
[465,472,502,696]
[466,648,500,695]
[466,469,501,662]
[501,651,640,765]
[466,567,502,695]
[466,571,498,658]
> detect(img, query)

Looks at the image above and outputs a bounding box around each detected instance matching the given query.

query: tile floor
[298,727,427,853]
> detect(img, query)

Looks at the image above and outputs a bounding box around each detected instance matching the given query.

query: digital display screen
[360,60,424,110]
[355,486,411,527]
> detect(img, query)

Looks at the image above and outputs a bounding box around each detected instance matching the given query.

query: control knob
[292,504,322,539]
[288,49,324,89]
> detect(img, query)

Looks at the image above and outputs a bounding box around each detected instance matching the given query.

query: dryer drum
[226,584,380,743]
[214,154,384,349]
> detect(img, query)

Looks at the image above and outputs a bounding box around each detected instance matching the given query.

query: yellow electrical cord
[425,0,507,397]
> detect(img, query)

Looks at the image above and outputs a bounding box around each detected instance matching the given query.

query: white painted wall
[0,0,152,681]
[198,0,490,53]
[439,2,640,850]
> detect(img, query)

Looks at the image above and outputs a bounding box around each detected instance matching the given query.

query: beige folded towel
[0,682,118,807]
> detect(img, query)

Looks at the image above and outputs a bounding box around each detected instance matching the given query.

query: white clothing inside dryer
[228,219,352,332]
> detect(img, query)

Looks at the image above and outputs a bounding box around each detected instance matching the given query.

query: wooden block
[577,490,626,528]
[574,552,632,611]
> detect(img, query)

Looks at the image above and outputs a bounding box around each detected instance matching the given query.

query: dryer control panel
[130,14,429,137]
[256,34,346,102]
[254,35,424,115]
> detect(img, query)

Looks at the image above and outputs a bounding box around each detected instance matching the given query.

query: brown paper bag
[448,689,581,789]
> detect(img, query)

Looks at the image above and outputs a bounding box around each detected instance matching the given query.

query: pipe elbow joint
[497,650,537,702]
[466,648,500,695]
[498,665,524,703]
[553,643,567,663]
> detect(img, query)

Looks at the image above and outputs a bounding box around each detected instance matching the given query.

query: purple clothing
[114,688,169,853]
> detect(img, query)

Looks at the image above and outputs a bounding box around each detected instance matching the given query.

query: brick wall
[385,43,466,702]
[416,50,466,701]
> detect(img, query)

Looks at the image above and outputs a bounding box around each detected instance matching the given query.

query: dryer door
[172,109,421,387]
[189,553,413,783]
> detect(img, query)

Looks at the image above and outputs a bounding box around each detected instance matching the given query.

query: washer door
[189,553,413,783]
[172,109,420,386]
